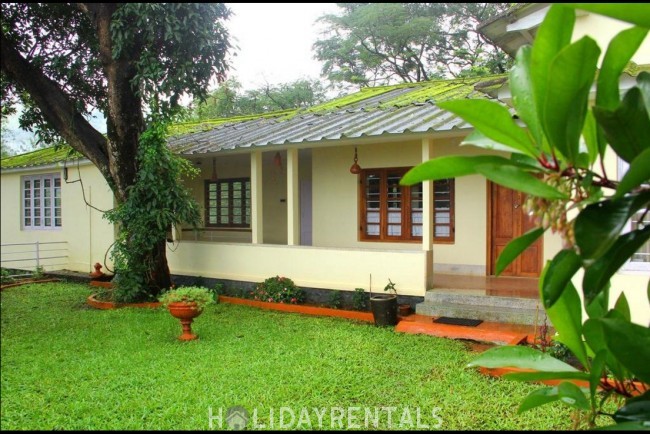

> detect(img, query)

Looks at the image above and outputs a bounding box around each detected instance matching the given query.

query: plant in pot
[370,279,398,326]
[159,286,215,341]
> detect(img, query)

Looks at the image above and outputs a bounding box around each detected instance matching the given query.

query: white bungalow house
[1,3,648,325]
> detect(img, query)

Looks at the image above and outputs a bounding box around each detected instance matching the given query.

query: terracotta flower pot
[398,304,411,317]
[167,301,203,341]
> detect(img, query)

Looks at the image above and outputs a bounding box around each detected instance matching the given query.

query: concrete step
[425,289,541,309]
[416,297,547,326]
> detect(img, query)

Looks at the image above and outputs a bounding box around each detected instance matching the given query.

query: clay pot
[398,304,412,317]
[167,302,203,341]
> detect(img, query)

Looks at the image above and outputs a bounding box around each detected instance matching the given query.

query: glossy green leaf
[543,37,600,163]
[575,191,650,261]
[518,387,560,413]
[475,164,568,199]
[510,152,543,170]
[583,317,627,382]
[460,129,517,153]
[504,370,590,382]
[597,27,649,110]
[510,45,544,147]
[531,6,575,129]
[400,155,516,185]
[585,284,610,320]
[594,87,650,164]
[614,299,634,330]
[542,249,582,308]
[436,99,537,156]
[583,226,650,304]
[558,381,591,410]
[589,351,608,408]
[614,148,650,199]
[561,4,650,28]
[614,392,650,424]
[496,227,545,276]
[542,278,589,368]
[582,110,601,165]
[599,317,650,384]
[467,345,579,372]
[639,72,650,111]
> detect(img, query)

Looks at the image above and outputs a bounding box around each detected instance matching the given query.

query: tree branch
[0,30,111,183]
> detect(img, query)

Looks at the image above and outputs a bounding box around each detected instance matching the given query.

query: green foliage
[192,276,206,287]
[328,290,343,309]
[32,266,45,280]
[104,121,201,302]
[110,3,231,113]
[384,279,397,295]
[0,268,15,284]
[403,4,650,429]
[158,286,215,311]
[314,3,512,87]
[1,3,232,144]
[190,78,327,120]
[252,276,304,304]
[211,282,225,300]
[352,287,369,311]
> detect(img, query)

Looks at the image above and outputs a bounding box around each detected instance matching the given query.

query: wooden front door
[489,182,542,277]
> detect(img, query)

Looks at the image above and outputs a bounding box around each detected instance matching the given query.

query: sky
[224,3,340,89]
[2,3,340,152]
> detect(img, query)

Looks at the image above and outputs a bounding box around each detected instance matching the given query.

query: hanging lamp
[349,147,362,174]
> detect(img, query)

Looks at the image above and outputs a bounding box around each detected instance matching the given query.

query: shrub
[328,290,343,309]
[158,286,215,311]
[352,288,368,311]
[252,276,304,304]
[1,268,15,284]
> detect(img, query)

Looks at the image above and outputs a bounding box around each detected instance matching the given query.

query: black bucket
[370,294,398,326]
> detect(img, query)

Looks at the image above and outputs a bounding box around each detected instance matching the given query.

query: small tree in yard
[402,4,649,430]
[1,4,232,301]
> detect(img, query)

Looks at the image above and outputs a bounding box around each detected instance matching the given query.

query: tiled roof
[2,75,508,169]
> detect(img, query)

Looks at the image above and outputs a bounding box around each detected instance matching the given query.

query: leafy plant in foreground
[402,4,649,429]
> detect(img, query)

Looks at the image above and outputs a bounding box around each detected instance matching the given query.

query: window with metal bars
[205,178,251,228]
[358,167,454,242]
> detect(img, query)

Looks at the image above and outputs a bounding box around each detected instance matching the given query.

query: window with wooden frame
[205,178,251,228]
[358,167,454,242]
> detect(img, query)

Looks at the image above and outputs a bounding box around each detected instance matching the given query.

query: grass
[0,282,578,430]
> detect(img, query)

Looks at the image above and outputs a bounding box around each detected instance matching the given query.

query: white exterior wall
[1,163,115,273]
[166,241,429,296]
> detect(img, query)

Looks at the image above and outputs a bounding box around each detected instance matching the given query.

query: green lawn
[1,282,575,430]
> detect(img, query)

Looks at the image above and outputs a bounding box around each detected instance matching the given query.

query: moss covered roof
[1,146,83,170]
[3,74,508,169]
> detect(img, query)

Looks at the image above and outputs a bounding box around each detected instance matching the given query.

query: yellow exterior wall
[1,163,115,273]
[312,141,423,251]
[311,138,567,275]
[181,151,288,244]
[183,154,252,243]
[167,241,429,296]
[573,12,650,65]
